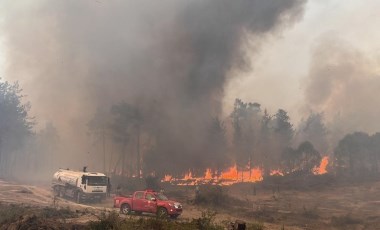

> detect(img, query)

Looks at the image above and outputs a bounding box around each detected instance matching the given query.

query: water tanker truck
[52,168,108,203]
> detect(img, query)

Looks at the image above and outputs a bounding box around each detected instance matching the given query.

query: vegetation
[89,210,225,230]
[0,79,34,177]
[334,132,380,177]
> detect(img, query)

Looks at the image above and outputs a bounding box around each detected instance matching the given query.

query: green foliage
[206,117,229,174]
[0,79,34,175]
[194,186,244,208]
[273,109,294,145]
[109,101,143,177]
[88,210,224,230]
[89,211,124,230]
[145,175,161,190]
[190,210,223,230]
[40,206,78,219]
[0,204,78,226]
[281,141,321,174]
[334,132,380,177]
[231,99,262,171]
[330,214,363,226]
[194,186,227,207]
[247,222,264,230]
[0,204,28,225]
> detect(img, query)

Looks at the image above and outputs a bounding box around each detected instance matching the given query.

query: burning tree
[281,141,321,174]
[231,99,262,179]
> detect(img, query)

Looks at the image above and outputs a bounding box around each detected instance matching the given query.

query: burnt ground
[0,177,379,229]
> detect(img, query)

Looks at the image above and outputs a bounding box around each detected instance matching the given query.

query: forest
[1,78,379,182]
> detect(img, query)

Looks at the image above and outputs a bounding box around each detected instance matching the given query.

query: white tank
[52,169,106,187]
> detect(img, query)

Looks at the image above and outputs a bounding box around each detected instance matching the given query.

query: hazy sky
[1,0,380,127]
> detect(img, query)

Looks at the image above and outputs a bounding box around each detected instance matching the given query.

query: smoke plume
[303,37,380,148]
[1,0,306,175]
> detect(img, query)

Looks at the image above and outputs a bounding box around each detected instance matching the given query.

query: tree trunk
[121,142,127,176]
[136,125,141,178]
[102,127,106,173]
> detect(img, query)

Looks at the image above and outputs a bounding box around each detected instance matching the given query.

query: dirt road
[2,178,380,229]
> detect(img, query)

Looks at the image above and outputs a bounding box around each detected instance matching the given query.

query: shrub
[331,214,363,226]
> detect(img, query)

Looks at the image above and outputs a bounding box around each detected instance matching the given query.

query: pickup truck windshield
[156,193,168,201]
[86,176,107,186]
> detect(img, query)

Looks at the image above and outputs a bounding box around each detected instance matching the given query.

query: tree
[281,141,321,174]
[207,117,229,176]
[88,108,110,173]
[334,132,371,176]
[295,112,328,154]
[369,133,380,174]
[259,109,273,176]
[231,99,262,179]
[0,79,33,176]
[273,109,294,144]
[270,109,294,170]
[109,102,142,177]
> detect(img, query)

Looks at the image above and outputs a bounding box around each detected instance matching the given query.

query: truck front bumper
[81,192,106,201]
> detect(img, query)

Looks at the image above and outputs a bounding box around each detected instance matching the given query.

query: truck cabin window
[156,193,168,201]
[145,193,155,201]
[135,192,144,199]
[82,176,107,186]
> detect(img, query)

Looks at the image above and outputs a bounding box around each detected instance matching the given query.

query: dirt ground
[0,178,380,229]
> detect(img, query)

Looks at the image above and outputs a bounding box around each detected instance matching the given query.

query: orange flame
[162,164,264,185]
[163,175,172,182]
[313,156,329,175]
[270,169,284,176]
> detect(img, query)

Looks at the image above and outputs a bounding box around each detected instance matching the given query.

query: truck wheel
[76,192,82,204]
[157,207,168,219]
[120,204,131,215]
[53,187,60,197]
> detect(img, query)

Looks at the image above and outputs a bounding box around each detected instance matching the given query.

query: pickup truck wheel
[157,207,168,219]
[120,204,131,215]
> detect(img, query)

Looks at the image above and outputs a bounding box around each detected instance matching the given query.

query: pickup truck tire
[120,204,131,215]
[157,207,168,219]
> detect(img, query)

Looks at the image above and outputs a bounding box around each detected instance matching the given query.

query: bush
[194,186,228,207]
[331,214,363,226]
[40,206,78,219]
[88,210,225,230]
[0,204,28,225]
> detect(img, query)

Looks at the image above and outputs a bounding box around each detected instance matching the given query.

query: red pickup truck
[113,190,183,218]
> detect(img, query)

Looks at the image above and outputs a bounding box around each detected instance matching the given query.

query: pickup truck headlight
[174,203,182,209]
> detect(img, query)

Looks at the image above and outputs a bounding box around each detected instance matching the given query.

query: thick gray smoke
[303,37,380,148]
[1,0,306,175]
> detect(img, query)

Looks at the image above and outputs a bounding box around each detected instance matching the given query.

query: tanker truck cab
[78,173,108,201]
[80,174,108,193]
[52,169,108,203]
